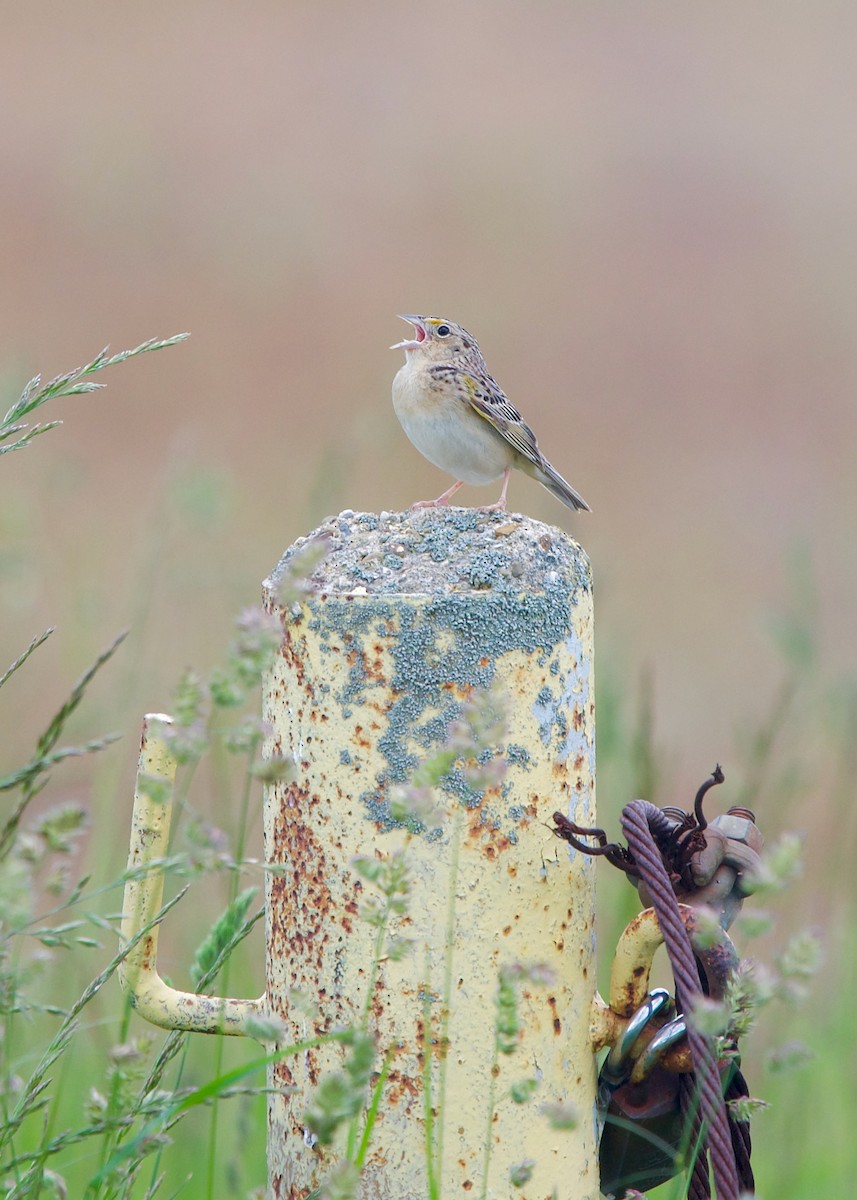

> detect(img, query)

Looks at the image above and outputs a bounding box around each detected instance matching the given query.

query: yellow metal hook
[119,713,266,1036]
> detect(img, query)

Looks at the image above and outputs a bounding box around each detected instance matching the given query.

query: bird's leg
[479,467,511,512]
[411,479,465,510]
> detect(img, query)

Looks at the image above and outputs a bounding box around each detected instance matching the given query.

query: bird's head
[391,315,480,362]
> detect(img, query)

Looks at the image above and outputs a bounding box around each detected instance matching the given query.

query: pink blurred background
[2,3,854,905]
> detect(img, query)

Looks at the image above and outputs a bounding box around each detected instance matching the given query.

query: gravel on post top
[267,507,590,599]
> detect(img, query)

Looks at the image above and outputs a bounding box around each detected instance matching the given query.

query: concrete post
[261,508,598,1199]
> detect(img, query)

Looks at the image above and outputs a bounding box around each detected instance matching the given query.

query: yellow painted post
[261,508,598,1199]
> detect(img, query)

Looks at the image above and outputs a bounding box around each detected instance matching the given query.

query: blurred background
[2,2,855,1194]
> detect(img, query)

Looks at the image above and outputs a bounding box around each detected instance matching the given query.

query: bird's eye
[436,324,451,337]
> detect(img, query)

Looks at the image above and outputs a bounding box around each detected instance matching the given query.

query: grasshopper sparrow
[391,315,590,513]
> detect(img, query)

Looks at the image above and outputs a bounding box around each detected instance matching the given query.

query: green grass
[1,339,854,1197]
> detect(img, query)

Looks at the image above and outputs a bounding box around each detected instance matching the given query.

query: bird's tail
[528,457,591,513]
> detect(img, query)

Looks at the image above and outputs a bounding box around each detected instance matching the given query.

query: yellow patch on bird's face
[420,318,479,360]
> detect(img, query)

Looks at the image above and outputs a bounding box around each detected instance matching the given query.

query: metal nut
[710,812,764,855]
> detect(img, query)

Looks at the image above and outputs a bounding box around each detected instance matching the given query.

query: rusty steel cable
[726,1069,754,1191]
[678,1072,710,1200]
[621,800,741,1200]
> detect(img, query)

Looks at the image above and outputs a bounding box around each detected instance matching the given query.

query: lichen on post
[262,507,598,1199]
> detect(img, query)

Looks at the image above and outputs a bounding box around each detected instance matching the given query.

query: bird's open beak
[390,315,427,351]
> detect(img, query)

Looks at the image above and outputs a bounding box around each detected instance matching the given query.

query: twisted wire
[726,1069,755,1192]
[680,1071,710,1200]
[621,800,740,1200]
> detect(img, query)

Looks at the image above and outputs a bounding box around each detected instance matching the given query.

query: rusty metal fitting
[636,813,764,929]
[591,904,740,1077]
[633,1015,689,1080]
[711,811,764,871]
[601,989,673,1089]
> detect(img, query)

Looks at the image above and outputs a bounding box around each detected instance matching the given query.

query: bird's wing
[428,364,589,513]
[453,369,547,469]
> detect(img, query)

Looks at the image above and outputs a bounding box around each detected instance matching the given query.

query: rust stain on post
[262,508,598,1199]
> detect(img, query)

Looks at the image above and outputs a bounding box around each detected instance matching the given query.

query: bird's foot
[411,480,464,510]
[478,467,511,512]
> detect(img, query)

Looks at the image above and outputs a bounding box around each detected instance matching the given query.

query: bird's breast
[391,360,513,485]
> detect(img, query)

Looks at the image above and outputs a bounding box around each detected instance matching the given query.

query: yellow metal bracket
[119,713,266,1037]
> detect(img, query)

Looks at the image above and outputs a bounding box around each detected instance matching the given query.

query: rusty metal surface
[261,508,598,1200]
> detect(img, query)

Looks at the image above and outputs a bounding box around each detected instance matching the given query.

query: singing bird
[391,315,590,513]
